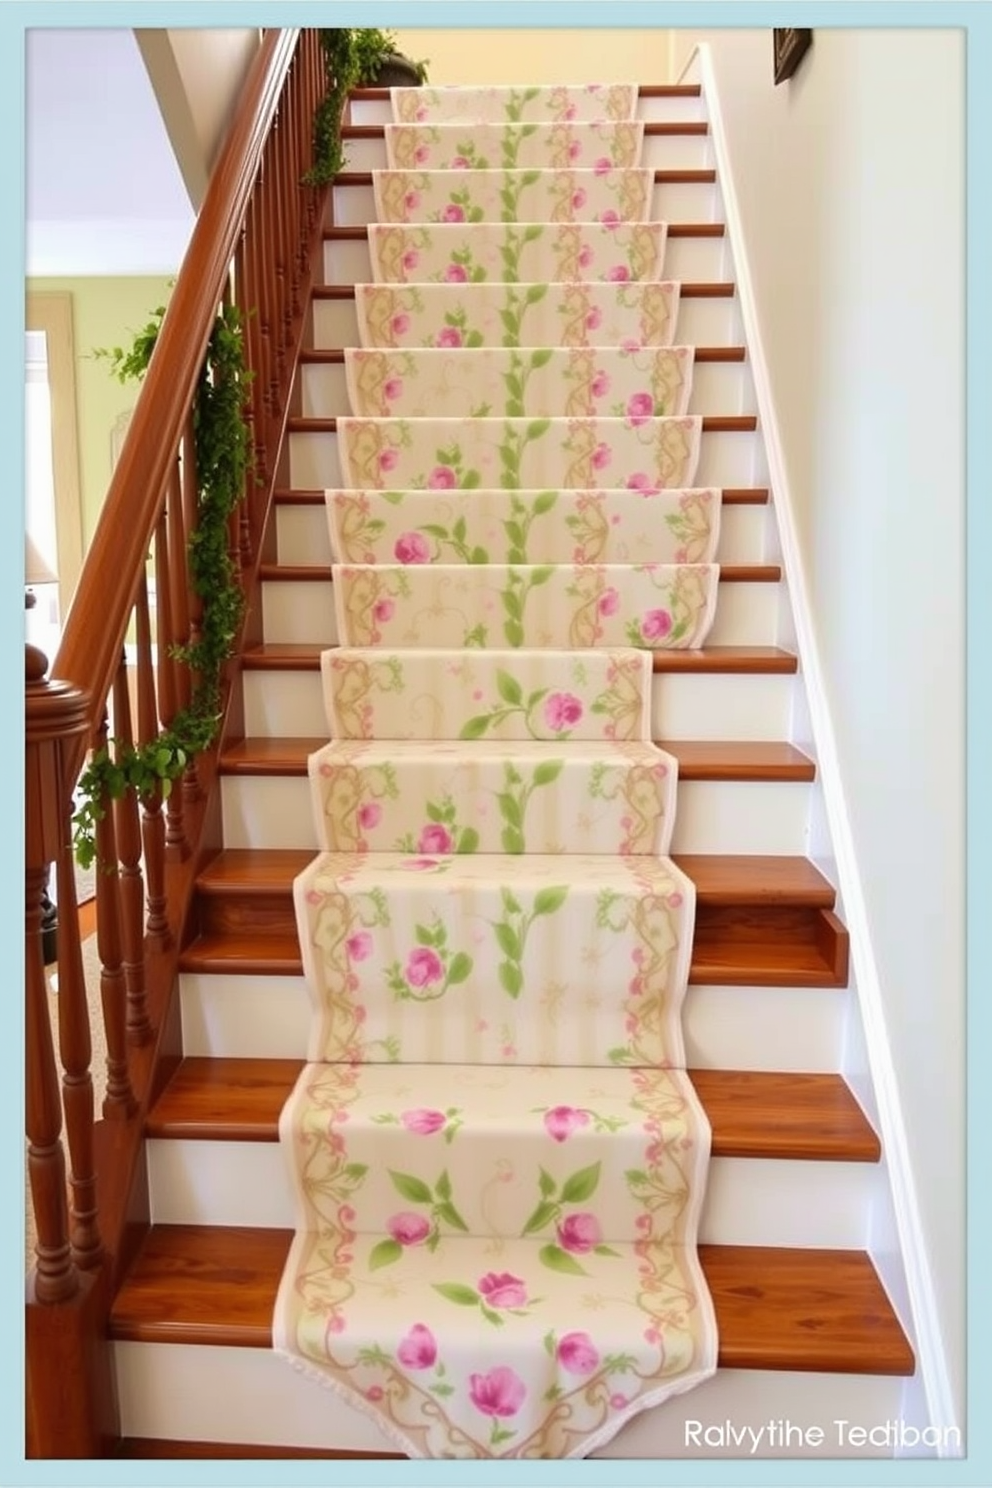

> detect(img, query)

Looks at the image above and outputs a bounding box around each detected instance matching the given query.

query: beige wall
[26,276,175,550]
[392,29,674,86]
[137,29,260,207]
[677,29,964,1421]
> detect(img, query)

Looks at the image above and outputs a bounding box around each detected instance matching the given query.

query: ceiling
[26,28,195,278]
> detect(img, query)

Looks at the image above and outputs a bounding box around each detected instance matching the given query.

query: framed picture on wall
[773,29,813,85]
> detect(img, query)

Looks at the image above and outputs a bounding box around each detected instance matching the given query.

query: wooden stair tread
[257,561,779,583]
[298,346,749,365]
[346,85,705,101]
[108,1225,914,1376]
[332,168,718,186]
[324,221,725,241]
[219,736,815,782]
[339,121,711,141]
[146,1057,879,1162]
[311,282,735,302]
[241,643,797,674]
[274,482,767,503]
[195,848,837,905]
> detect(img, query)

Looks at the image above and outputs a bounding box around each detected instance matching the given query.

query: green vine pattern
[306,30,429,186]
[520,1161,621,1276]
[491,884,569,999]
[74,299,253,869]
[496,760,564,854]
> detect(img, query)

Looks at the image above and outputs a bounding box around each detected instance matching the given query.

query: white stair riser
[312,291,742,350]
[348,95,710,128]
[242,668,797,741]
[220,773,809,854]
[278,496,768,565]
[332,180,722,230]
[178,973,845,1072]
[299,356,753,420]
[322,230,730,288]
[112,1342,908,1458]
[288,424,756,490]
[259,573,779,648]
[335,133,715,176]
[276,496,769,568]
[146,1139,876,1249]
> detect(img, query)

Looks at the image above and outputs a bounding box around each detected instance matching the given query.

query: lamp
[25,532,60,965]
[25,532,57,608]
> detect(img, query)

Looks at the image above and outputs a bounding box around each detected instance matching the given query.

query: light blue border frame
[3,4,987,1486]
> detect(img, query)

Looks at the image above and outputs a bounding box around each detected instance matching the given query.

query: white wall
[674,29,965,1423]
[137,29,261,208]
[392,29,674,86]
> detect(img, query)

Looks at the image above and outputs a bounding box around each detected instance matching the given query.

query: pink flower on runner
[401,249,419,271]
[379,447,399,472]
[442,203,466,223]
[415,105,428,122]
[389,313,410,338]
[600,210,621,230]
[578,244,594,269]
[627,471,660,497]
[428,464,457,488]
[469,1366,527,1418]
[414,145,430,164]
[358,802,382,830]
[626,392,654,426]
[572,188,587,211]
[564,104,577,120]
[599,587,620,617]
[544,692,583,731]
[621,336,641,354]
[406,946,444,988]
[641,608,673,641]
[388,1212,431,1246]
[436,326,463,349]
[607,265,631,283]
[557,1212,602,1253]
[557,1331,600,1376]
[366,1384,384,1401]
[593,157,613,176]
[383,377,404,402]
[444,263,468,283]
[373,598,395,624]
[394,531,430,564]
[451,155,470,169]
[418,823,453,854]
[610,1392,629,1409]
[543,1105,590,1143]
[404,857,440,871]
[400,1109,446,1136]
[345,930,373,962]
[590,370,610,398]
[478,1272,528,1309]
[591,442,611,470]
[403,191,420,212]
[397,1323,437,1370]
[585,306,603,331]
[569,139,582,161]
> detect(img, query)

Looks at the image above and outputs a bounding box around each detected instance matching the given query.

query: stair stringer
[684,43,959,1453]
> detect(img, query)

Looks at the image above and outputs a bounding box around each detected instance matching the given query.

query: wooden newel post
[25,644,118,1458]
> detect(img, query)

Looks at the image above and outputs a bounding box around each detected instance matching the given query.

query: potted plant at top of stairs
[306,28,430,186]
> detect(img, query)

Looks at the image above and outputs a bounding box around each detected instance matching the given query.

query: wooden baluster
[54,837,103,1270]
[232,242,259,559]
[241,208,269,491]
[92,716,137,1120]
[110,652,152,1045]
[261,161,284,418]
[26,861,75,1302]
[154,506,187,858]
[135,575,169,947]
[26,645,90,1301]
[179,417,206,809]
[168,456,192,721]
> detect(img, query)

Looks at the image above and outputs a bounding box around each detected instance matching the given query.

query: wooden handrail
[54,27,299,767]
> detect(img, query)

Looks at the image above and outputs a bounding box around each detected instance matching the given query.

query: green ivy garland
[73,301,254,869]
[304,28,429,186]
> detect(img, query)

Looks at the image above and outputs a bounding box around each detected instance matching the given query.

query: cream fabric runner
[274,81,719,1460]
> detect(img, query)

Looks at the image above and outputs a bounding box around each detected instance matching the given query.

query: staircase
[97,77,918,1458]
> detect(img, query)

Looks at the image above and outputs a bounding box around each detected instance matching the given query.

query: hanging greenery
[305,27,429,186]
[73,300,254,869]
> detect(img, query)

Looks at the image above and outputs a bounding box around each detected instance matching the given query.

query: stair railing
[24,25,329,1457]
